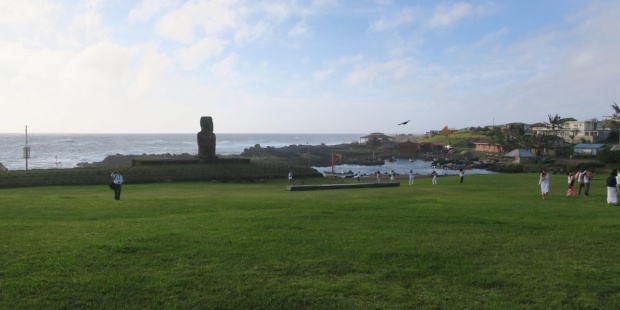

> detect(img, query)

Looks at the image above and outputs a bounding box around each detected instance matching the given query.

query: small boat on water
[323,171,355,178]
[322,153,355,178]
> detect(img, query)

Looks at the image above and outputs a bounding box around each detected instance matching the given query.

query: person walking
[538,170,550,200]
[583,169,591,196]
[607,169,618,205]
[459,169,465,184]
[408,170,414,185]
[111,171,123,200]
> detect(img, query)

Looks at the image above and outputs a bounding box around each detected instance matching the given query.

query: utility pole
[23,125,30,170]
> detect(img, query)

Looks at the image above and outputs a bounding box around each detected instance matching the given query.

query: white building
[531,119,610,143]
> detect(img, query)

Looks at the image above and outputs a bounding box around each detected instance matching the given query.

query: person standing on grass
[616,169,620,198]
[111,171,123,200]
[459,169,465,184]
[577,169,585,195]
[408,170,414,185]
[538,170,550,200]
[431,170,437,185]
[288,171,293,184]
[583,169,592,196]
[607,169,618,205]
[567,172,577,196]
[376,171,381,183]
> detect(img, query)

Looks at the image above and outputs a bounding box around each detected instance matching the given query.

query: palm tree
[548,114,565,157]
[610,102,620,145]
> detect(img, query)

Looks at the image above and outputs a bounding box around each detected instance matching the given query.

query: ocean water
[314,158,496,177]
[0,133,361,170]
[0,133,495,176]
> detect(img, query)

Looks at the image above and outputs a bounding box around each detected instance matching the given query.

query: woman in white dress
[538,170,550,200]
[606,169,618,205]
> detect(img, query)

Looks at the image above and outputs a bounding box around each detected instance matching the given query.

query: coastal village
[324,116,618,173]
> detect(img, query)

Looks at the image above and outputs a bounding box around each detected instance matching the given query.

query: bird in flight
[398,120,410,126]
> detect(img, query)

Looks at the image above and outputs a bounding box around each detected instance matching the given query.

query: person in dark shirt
[606,169,618,205]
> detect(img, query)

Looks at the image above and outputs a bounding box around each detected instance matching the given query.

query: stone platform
[286,182,400,191]
[132,158,250,166]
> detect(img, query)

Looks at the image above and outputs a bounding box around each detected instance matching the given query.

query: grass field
[1,173,620,309]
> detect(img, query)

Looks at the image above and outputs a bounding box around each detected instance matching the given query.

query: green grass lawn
[1,173,619,309]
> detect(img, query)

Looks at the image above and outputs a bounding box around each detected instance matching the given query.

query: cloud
[369,8,416,32]
[344,58,410,86]
[128,0,180,22]
[133,49,171,93]
[427,2,472,28]
[312,0,340,8]
[288,22,309,37]
[155,0,239,43]
[0,0,62,26]
[234,20,269,42]
[313,69,333,81]
[311,53,364,82]
[174,37,227,70]
[210,54,238,78]
[335,54,364,65]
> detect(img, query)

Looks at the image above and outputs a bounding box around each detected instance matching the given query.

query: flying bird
[398,120,410,126]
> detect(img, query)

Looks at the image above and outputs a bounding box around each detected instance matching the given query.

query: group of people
[371,168,464,185]
[538,169,593,201]
[375,170,399,182]
[368,169,467,185]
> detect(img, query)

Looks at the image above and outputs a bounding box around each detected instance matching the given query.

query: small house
[503,148,537,163]
[573,143,605,156]
[473,141,503,153]
[397,140,419,153]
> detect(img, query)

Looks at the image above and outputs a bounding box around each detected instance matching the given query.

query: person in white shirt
[111,171,124,200]
[538,170,550,200]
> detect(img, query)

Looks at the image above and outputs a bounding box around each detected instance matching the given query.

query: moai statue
[197,116,216,159]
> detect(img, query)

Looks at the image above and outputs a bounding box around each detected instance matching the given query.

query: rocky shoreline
[1,140,585,174]
[75,153,197,168]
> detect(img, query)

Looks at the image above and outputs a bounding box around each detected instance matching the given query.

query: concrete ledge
[287,182,400,191]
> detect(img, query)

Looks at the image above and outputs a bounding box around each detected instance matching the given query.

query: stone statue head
[200,116,213,132]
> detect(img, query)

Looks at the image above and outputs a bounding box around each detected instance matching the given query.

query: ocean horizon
[0,132,495,176]
[0,133,364,171]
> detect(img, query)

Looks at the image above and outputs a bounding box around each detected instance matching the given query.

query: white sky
[1,0,619,134]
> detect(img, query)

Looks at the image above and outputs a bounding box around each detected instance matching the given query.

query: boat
[322,153,355,178]
[323,171,355,178]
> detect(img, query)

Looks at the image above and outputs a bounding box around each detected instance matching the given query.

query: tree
[548,114,565,157]
[366,137,382,161]
[531,133,551,157]
[609,102,620,145]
